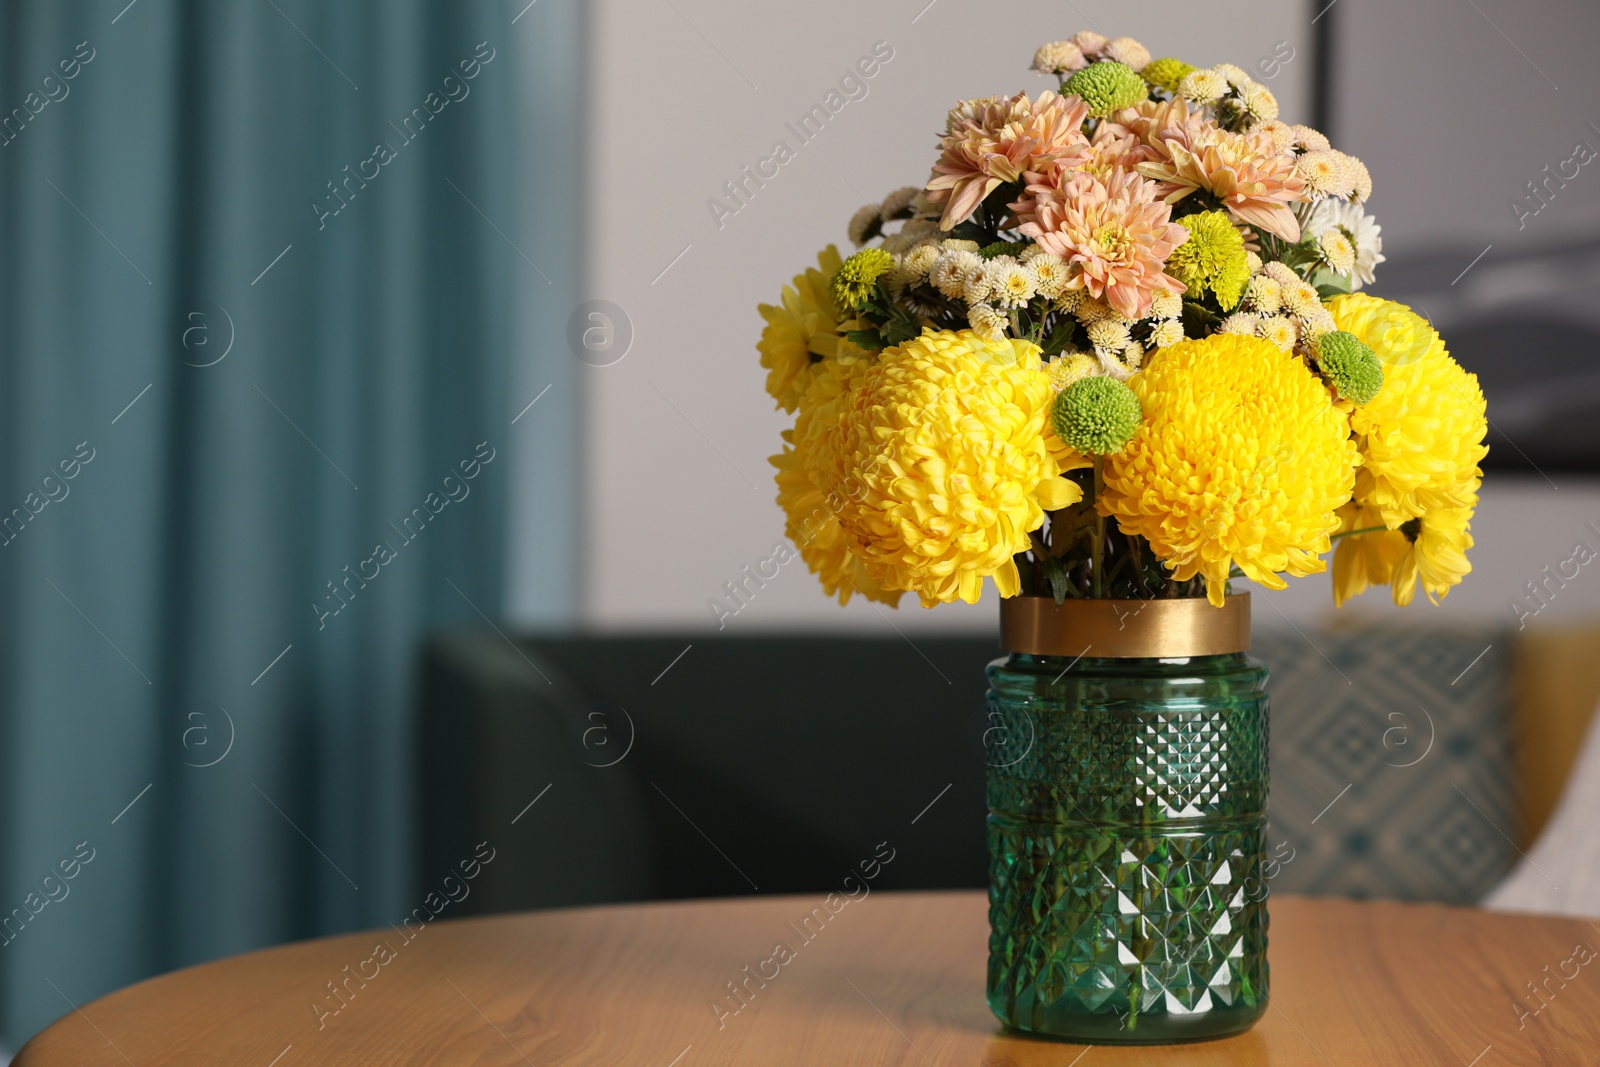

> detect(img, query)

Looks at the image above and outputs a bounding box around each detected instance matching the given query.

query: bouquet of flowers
[759,30,1488,610]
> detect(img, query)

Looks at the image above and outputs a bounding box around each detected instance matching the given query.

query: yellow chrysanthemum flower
[1331,500,1477,607]
[757,245,870,413]
[1101,334,1359,605]
[816,329,1084,606]
[771,360,902,606]
[1327,294,1488,526]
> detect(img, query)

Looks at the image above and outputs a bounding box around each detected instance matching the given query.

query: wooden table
[16,892,1600,1065]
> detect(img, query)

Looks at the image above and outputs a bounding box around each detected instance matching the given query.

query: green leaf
[1311,268,1352,298]
[1044,557,1074,605]
[1040,315,1079,358]
[845,329,885,351]
[880,319,919,347]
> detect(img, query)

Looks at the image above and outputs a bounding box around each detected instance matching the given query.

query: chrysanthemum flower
[1296,150,1355,199]
[1086,317,1132,353]
[1150,290,1183,319]
[1243,274,1283,314]
[1281,279,1322,319]
[1104,37,1152,71]
[1318,229,1357,274]
[1071,30,1109,54]
[1026,253,1070,299]
[1165,209,1250,309]
[1240,83,1279,122]
[1219,312,1259,335]
[1257,119,1295,151]
[1063,61,1149,117]
[1213,63,1253,88]
[772,361,903,607]
[1256,314,1298,351]
[898,243,940,283]
[1177,69,1227,104]
[831,248,895,310]
[1289,125,1331,152]
[1149,318,1185,348]
[1101,334,1359,605]
[1141,57,1195,94]
[758,245,871,412]
[1033,40,1087,75]
[1012,168,1188,319]
[929,249,981,298]
[1328,295,1489,527]
[1303,198,1384,288]
[1046,351,1099,390]
[1332,501,1477,607]
[816,329,1085,605]
[989,260,1037,308]
[1132,98,1308,240]
[880,186,920,219]
[927,91,1090,230]
[967,303,1007,342]
[848,203,884,246]
[1346,156,1373,202]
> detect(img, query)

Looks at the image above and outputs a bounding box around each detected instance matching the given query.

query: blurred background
[1,0,1599,1053]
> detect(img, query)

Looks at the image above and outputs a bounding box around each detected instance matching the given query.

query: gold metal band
[999,594,1251,659]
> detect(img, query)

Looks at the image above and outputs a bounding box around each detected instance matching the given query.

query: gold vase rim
[999,593,1251,659]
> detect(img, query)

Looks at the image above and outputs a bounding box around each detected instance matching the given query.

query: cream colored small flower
[1075,296,1115,323]
[1121,340,1146,370]
[1104,36,1152,71]
[962,263,995,304]
[1346,156,1373,202]
[1282,280,1322,318]
[1150,291,1183,319]
[1086,317,1132,353]
[1243,275,1283,314]
[1261,261,1300,288]
[930,249,981,298]
[1071,30,1109,53]
[1033,40,1087,74]
[1318,229,1357,274]
[1302,307,1337,340]
[847,204,884,246]
[1245,251,1264,275]
[1290,125,1331,152]
[989,260,1037,309]
[1257,314,1298,350]
[910,190,940,218]
[1219,312,1259,335]
[900,243,940,282]
[880,186,920,219]
[941,238,981,253]
[1026,253,1070,299]
[1297,150,1354,199]
[1097,347,1138,381]
[1150,319,1185,348]
[1046,351,1099,390]
[1178,68,1228,104]
[1213,63,1253,89]
[1258,119,1294,151]
[1055,287,1086,314]
[1240,83,1279,121]
[967,303,1007,342]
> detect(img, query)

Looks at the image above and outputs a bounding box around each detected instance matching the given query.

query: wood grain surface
[14,892,1600,1065]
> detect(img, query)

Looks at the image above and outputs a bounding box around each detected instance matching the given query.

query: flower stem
[1329,525,1386,542]
[1091,457,1105,599]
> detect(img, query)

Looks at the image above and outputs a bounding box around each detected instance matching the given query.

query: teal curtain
[0,0,575,1045]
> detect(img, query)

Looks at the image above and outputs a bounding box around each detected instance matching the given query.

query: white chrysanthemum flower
[1218,312,1259,336]
[1070,30,1109,53]
[1121,340,1146,370]
[1256,314,1299,350]
[1104,36,1151,71]
[940,238,981,253]
[1245,251,1265,276]
[1178,69,1228,104]
[1345,156,1373,203]
[1318,229,1357,275]
[847,204,883,246]
[1033,40,1087,74]
[1290,125,1331,152]
[1025,254,1069,299]
[900,243,940,282]
[1075,296,1116,323]
[1096,349,1135,381]
[1261,261,1300,288]
[1301,307,1337,341]
[962,263,995,304]
[881,232,913,254]
[1046,351,1100,391]
[1213,63,1253,89]
[930,249,981,299]
[1257,119,1294,152]
[1281,280,1322,319]
[1055,287,1086,314]
[1296,150,1354,199]
[880,186,920,219]
[1020,243,1047,262]
[1150,291,1183,319]
[1304,198,1384,289]
[989,261,1036,309]
[1085,318,1132,353]
[1149,319,1185,348]
[1240,83,1279,122]
[967,303,1007,342]
[1243,275,1283,314]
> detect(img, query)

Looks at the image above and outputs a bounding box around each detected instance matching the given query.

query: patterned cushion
[1254,624,1516,903]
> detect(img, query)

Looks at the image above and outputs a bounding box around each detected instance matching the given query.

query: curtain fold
[0,0,560,1045]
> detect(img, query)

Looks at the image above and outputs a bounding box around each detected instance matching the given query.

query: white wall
[575,0,1320,633]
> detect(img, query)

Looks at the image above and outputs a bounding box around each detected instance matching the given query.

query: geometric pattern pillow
[1253,624,1516,903]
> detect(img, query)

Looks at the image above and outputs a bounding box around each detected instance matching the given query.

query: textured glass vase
[985,644,1270,1044]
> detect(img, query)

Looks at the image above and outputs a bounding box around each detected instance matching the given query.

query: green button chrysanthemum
[1051,376,1142,455]
[1317,330,1385,405]
[1062,61,1148,117]
[830,248,894,311]
[1141,57,1196,94]
[1165,210,1250,311]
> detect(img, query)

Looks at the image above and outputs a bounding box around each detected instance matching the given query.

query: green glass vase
[985,596,1269,1045]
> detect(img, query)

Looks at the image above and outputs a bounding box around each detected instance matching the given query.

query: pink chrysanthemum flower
[1129,98,1309,242]
[1012,168,1188,320]
[926,91,1090,230]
